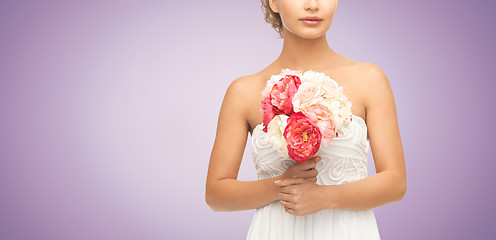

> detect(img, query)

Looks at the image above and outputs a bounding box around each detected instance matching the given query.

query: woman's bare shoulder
[333,57,388,94]
[222,71,270,132]
[353,62,390,97]
[224,73,266,103]
[354,62,387,80]
[228,73,263,89]
[350,62,394,121]
[335,56,386,80]
[221,72,266,117]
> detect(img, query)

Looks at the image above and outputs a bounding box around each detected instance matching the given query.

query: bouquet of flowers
[261,68,353,162]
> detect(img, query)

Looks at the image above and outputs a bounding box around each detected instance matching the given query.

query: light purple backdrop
[1,0,495,239]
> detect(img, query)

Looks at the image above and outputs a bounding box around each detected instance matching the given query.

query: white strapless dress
[247,114,381,240]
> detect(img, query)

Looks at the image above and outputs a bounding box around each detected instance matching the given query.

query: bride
[205,0,406,239]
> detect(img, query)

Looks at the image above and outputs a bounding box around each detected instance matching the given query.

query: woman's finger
[280,200,295,210]
[285,206,300,215]
[279,185,295,194]
[278,192,291,201]
[307,177,317,183]
[295,160,316,171]
[302,168,318,178]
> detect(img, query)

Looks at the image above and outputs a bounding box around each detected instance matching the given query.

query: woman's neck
[275,31,336,72]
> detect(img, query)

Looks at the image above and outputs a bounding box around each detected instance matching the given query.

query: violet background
[1,0,495,239]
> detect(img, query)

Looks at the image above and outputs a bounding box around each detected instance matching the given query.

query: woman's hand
[275,178,327,216]
[277,156,321,183]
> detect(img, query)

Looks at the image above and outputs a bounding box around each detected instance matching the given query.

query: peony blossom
[326,98,353,130]
[261,72,301,132]
[283,112,322,162]
[269,75,301,115]
[261,68,302,100]
[301,102,336,147]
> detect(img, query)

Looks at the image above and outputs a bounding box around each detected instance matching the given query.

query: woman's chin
[297,31,327,40]
[285,26,328,40]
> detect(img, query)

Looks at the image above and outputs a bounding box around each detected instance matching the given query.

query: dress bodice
[250,114,370,185]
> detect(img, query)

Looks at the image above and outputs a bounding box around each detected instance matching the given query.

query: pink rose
[283,112,322,162]
[301,103,336,146]
[270,75,301,115]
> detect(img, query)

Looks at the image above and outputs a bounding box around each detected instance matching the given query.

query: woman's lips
[300,16,323,26]
[300,19,322,26]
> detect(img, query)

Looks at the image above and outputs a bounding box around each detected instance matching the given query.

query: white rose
[267,114,289,156]
[292,81,325,112]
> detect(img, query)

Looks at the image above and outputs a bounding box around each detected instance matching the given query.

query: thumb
[314,156,322,163]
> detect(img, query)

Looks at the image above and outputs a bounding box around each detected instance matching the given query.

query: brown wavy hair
[261,0,284,39]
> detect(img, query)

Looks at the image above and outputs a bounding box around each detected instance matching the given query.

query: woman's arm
[276,63,407,215]
[325,63,407,210]
[205,76,280,212]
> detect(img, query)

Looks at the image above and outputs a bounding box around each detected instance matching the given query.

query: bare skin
[205,0,406,216]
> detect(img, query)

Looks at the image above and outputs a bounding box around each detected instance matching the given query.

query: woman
[205,0,407,239]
